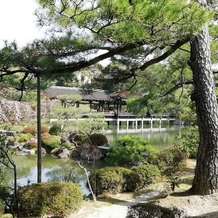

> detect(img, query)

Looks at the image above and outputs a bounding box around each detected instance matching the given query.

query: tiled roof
[46,86,113,101]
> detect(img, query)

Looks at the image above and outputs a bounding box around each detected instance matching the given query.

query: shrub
[41,125,49,134]
[23,126,36,135]
[131,164,160,188]
[105,135,158,166]
[126,203,185,218]
[26,139,37,149]
[18,182,83,218]
[148,147,188,177]
[61,142,75,150]
[74,132,92,144]
[18,133,32,143]
[7,136,15,145]
[41,132,52,141]
[174,129,198,158]
[49,124,62,135]
[42,135,61,151]
[89,167,140,196]
[0,185,12,215]
[89,133,108,146]
[0,199,4,216]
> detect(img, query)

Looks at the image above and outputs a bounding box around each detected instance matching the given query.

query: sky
[0,0,110,66]
[0,0,44,48]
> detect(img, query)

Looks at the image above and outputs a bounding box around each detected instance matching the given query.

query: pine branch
[161,80,193,97]
[139,38,190,71]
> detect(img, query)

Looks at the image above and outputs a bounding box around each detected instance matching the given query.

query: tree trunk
[189,21,218,195]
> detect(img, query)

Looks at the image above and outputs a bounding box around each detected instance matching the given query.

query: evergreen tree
[188,0,218,195]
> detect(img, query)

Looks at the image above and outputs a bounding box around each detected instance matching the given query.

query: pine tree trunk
[189,22,218,195]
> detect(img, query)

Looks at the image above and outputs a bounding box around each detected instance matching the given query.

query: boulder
[61,135,69,143]
[41,147,47,154]
[79,143,102,160]
[58,153,69,159]
[22,148,35,155]
[16,149,35,156]
[51,147,70,159]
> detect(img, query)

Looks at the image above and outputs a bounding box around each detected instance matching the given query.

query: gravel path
[74,190,159,218]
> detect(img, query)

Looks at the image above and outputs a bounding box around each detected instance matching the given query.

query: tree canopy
[0,1,212,83]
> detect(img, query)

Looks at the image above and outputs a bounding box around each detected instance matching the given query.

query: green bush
[61,142,75,150]
[126,203,184,218]
[0,186,14,215]
[18,182,83,218]
[89,167,140,195]
[74,132,92,144]
[0,185,11,201]
[89,133,108,146]
[18,133,32,143]
[148,147,188,177]
[7,136,15,145]
[174,129,198,158]
[49,124,62,135]
[42,135,61,151]
[131,164,160,188]
[0,199,4,216]
[105,135,158,166]
[22,126,36,135]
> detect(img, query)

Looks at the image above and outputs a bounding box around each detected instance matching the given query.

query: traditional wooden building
[46,86,126,112]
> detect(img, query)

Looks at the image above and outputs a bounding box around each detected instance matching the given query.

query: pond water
[9,126,187,195]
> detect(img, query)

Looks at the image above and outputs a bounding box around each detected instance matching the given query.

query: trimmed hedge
[18,133,32,143]
[89,167,141,195]
[89,133,108,146]
[41,125,49,133]
[49,124,62,135]
[105,135,158,167]
[74,132,92,145]
[131,164,160,188]
[22,126,36,136]
[126,203,185,218]
[26,139,37,149]
[41,135,61,151]
[18,182,83,218]
[148,147,188,177]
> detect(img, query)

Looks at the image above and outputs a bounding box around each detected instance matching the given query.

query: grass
[1,214,13,218]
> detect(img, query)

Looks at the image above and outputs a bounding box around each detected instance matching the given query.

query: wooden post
[37,72,42,183]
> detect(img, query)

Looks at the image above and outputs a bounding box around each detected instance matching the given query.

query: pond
[8,126,187,195]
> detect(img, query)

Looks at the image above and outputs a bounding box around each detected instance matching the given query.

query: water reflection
[9,127,185,194]
[9,155,93,195]
[107,126,184,150]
